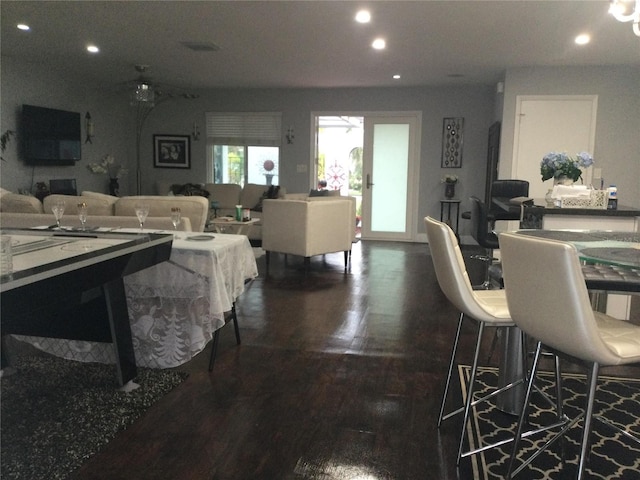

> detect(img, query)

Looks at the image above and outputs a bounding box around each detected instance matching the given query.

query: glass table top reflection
[516,229,640,269]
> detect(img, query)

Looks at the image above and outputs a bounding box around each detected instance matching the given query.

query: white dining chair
[499,232,640,479]
[425,216,526,463]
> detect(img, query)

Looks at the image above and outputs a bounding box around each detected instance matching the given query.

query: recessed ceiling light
[355,10,371,23]
[372,38,386,50]
[575,33,591,45]
[393,74,401,80]
[17,24,30,31]
[87,45,100,53]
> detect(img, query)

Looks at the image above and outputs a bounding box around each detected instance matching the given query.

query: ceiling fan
[130,64,155,104]
[128,65,198,107]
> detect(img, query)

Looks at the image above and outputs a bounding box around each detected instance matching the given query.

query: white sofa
[262,195,357,273]
[157,182,287,240]
[0,189,208,231]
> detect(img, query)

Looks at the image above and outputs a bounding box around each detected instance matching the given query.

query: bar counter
[491,197,640,230]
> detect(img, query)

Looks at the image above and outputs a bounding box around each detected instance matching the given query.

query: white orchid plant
[87,154,128,179]
[441,174,459,184]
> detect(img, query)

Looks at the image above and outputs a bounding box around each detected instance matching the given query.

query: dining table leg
[496,326,526,415]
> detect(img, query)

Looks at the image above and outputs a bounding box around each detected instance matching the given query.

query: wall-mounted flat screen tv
[21,104,81,166]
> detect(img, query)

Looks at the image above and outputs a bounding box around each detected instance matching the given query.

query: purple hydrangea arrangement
[540,151,594,182]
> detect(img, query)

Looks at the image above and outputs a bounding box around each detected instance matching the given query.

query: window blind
[205,112,282,146]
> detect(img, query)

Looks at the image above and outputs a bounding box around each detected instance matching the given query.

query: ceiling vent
[181,41,220,52]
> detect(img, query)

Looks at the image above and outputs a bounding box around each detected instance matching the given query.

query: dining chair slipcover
[499,232,640,479]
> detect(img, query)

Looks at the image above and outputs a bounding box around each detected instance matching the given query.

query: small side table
[206,217,259,235]
[440,199,461,238]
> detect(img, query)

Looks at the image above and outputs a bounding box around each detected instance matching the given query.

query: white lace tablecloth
[14,233,258,368]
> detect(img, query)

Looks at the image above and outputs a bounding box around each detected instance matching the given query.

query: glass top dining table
[515,229,640,269]
[494,228,639,416]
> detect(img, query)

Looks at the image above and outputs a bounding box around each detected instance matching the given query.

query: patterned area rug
[1,355,188,480]
[460,365,640,480]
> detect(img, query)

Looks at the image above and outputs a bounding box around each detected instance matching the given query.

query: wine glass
[51,200,65,228]
[77,202,88,231]
[170,207,181,237]
[134,204,149,232]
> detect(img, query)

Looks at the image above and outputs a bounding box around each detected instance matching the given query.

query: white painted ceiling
[2,0,639,92]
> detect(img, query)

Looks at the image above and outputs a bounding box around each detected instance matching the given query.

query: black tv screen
[21,104,81,166]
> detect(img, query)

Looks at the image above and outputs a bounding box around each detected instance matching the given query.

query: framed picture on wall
[153,134,190,169]
[441,117,464,168]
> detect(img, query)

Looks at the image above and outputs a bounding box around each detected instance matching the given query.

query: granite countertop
[530,201,640,217]
[492,197,640,218]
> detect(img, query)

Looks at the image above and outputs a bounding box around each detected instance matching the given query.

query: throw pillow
[172,183,210,197]
[253,185,281,211]
[309,189,329,197]
[267,185,280,199]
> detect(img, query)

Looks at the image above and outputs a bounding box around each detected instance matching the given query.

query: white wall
[4,57,637,240]
[499,65,640,208]
[142,86,495,239]
[0,56,133,196]
[2,55,495,238]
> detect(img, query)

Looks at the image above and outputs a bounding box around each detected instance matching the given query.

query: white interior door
[512,95,598,200]
[361,114,421,241]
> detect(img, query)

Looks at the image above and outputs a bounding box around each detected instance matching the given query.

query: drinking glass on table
[134,204,149,232]
[77,202,88,231]
[170,207,181,238]
[51,200,65,228]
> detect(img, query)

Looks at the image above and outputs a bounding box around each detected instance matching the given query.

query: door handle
[366,174,374,189]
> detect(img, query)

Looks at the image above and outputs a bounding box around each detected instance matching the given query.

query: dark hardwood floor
[70,240,638,480]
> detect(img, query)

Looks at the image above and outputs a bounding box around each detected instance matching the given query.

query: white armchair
[262,197,356,273]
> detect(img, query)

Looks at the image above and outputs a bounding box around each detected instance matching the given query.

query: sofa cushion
[156,181,173,195]
[44,194,115,215]
[115,195,209,232]
[203,183,242,209]
[240,183,270,210]
[80,191,119,206]
[0,192,44,213]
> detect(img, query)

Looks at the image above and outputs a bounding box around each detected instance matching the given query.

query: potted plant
[87,154,128,196]
[441,174,458,199]
[1,130,16,162]
[540,151,594,184]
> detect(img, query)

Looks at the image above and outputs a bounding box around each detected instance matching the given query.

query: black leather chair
[489,179,529,221]
[462,179,530,222]
[490,179,529,200]
[469,196,500,289]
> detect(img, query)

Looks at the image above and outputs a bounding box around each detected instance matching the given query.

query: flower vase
[554,175,574,186]
[545,189,554,207]
[109,178,120,197]
[444,183,456,199]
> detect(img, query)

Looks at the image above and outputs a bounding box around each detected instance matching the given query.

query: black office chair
[490,179,529,200]
[488,179,530,222]
[49,178,78,196]
[469,196,499,289]
[462,180,530,222]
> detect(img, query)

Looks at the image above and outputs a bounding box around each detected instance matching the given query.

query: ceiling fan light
[609,0,640,36]
[132,81,155,105]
